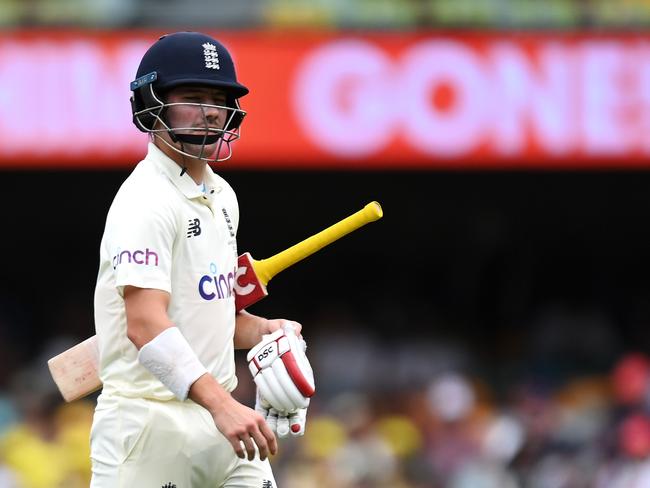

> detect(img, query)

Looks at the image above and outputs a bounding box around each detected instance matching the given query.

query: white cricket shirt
[94,142,240,400]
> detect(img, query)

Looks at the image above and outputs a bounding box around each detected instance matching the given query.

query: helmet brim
[157,77,249,98]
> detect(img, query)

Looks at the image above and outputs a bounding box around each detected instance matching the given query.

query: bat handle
[254,201,383,285]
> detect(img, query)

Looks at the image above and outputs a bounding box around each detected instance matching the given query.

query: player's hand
[255,389,309,437]
[247,322,315,413]
[264,319,302,338]
[209,393,278,461]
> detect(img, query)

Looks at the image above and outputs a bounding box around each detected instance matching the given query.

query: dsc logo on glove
[257,345,277,366]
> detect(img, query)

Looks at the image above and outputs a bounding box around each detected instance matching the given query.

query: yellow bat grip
[252,201,383,286]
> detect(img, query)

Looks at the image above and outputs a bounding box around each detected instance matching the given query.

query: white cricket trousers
[90,394,277,488]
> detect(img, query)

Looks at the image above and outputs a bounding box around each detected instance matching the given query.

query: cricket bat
[48,202,383,402]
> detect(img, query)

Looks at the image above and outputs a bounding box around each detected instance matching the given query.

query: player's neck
[154,139,206,184]
[177,158,206,184]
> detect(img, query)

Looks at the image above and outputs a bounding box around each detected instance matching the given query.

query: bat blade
[47,336,101,402]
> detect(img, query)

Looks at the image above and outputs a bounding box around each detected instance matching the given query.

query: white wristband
[137,327,208,401]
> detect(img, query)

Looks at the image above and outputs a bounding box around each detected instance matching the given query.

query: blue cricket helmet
[130,31,248,135]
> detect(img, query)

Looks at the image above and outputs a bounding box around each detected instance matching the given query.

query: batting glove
[247,321,314,434]
[255,389,309,437]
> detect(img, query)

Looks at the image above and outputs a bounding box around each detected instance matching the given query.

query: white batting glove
[255,389,309,437]
[248,321,315,431]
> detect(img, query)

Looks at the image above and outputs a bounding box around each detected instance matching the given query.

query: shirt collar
[144,142,223,201]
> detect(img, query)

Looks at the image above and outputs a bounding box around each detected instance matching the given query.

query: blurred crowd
[2,310,650,488]
[2,0,650,29]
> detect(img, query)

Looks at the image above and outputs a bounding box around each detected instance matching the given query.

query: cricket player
[90,32,314,487]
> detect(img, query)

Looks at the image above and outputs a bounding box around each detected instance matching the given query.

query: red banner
[1,31,650,169]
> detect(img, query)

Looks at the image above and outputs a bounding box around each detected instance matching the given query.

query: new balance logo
[162,483,176,488]
[187,218,201,238]
[261,481,274,488]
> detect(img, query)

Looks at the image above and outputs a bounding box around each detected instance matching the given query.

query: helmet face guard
[130,32,249,163]
[131,76,246,162]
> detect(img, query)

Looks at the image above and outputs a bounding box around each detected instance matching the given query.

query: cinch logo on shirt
[112,248,159,269]
[198,262,237,301]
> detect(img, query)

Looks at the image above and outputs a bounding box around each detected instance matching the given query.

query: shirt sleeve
[106,198,177,296]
